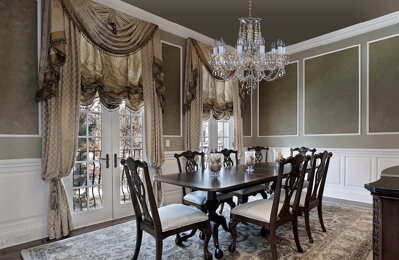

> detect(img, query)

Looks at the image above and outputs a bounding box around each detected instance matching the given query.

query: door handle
[100,154,110,169]
[114,153,123,168]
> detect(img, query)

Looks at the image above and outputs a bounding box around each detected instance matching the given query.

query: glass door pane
[65,100,113,228]
[112,102,143,219]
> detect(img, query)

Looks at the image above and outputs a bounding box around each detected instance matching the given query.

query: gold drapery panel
[39,0,80,239]
[80,36,144,111]
[36,0,164,109]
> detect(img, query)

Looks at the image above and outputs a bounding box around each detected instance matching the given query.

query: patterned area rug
[21,200,372,260]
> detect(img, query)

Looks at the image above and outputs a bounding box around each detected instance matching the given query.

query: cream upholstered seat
[183,190,232,205]
[268,190,307,207]
[231,199,283,223]
[158,204,209,232]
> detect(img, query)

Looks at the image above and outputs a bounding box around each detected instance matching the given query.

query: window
[201,117,234,154]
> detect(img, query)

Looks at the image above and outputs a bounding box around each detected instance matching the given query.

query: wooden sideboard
[365,166,399,260]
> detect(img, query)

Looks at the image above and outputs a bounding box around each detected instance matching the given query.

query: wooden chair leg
[179,228,197,242]
[228,219,239,252]
[292,216,304,253]
[226,198,236,210]
[201,223,213,260]
[218,202,225,214]
[155,238,163,260]
[260,190,268,199]
[304,209,314,243]
[175,233,183,245]
[318,204,327,232]
[133,226,142,260]
[268,228,278,260]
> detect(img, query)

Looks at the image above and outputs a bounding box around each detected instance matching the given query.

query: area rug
[21,200,372,260]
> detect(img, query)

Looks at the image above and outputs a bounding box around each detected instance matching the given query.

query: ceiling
[122,0,399,46]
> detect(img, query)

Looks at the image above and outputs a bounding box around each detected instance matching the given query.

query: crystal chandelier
[210,0,290,94]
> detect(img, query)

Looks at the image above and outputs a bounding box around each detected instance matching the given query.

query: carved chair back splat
[247,146,269,163]
[214,148,239,167]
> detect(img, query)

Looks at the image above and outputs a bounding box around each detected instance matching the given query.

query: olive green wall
[0,0,38,135]
[258,62,298,136]
[160,30,185,151]
[251,23,399,149]
[162,43,182,136]
[242,94,252,137]
[369,34,399,133]
[305,46,359,135]
[0,0,41,159]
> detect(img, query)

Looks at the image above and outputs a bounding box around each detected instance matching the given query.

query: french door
[64,100,144,228]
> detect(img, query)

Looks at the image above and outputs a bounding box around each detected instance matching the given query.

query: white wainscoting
[267,147,399,204]
[0,159,48,249]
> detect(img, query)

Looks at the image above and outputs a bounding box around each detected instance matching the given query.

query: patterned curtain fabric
[80,36,144,111]
[142,31,165,205]
[37,0,165,239]
[183,38,203,151]
[39,0,80,239]
[184,38,244,155]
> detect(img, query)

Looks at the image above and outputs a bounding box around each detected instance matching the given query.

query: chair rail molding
[267,147,399,204]
[0,158,48,249]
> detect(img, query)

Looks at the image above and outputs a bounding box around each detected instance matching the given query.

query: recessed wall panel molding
[243,94,252,137]
[0,0,39,136]
[258,62,298,137]
[162,41,182,137]
[368,34,399,134]
[304,46,360,135]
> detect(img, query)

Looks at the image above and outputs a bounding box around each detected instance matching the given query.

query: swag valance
[36,0,164,111]
[80,36,144,111]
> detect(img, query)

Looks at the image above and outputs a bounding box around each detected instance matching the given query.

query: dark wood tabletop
[154,162,292,192]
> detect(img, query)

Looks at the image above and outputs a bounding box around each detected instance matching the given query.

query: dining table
[154,162,293,259]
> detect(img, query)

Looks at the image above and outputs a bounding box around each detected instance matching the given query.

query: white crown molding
[93,0,216,46]
[286,11,399,55]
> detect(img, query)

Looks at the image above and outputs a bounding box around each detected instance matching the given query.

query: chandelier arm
[264,69,281,82]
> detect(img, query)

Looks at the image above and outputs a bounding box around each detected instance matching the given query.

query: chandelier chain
[248,0,252,17]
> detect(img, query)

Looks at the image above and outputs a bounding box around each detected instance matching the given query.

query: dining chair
[215,148,268,214]
[122,157,213,260]
[247,146,270,163]
[229,154,310,260]
[296,151,332,243]
[174,150,235,240]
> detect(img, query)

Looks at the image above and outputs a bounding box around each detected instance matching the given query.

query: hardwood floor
[0,216,134,260]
